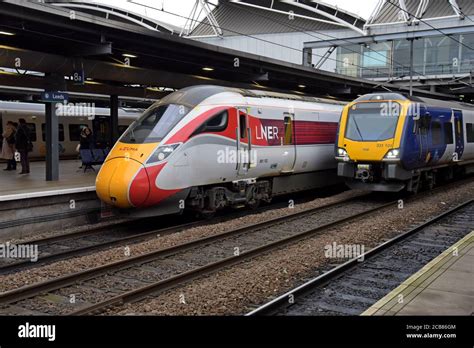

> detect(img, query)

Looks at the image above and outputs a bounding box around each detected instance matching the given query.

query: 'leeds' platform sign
[40,91,69,103]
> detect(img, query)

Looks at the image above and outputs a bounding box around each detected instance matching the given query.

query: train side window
[467,123,474,143]
[431,121,442,145]
[192,110,228,136]
[284,116,293,145]
[443,122,453,144]
[239,113,247,139]
[41,124,64,142]
[26,123,37,142]
[69,124,88,141]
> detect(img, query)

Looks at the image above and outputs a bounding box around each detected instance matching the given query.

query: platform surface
[363,231,474,316]
[0,160,97,201]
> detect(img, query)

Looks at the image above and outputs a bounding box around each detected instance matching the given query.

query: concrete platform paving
[362,231,474,316]
[0,160,98,201]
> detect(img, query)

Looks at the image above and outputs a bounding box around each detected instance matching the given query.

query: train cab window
[41,124,64,142]
[69,124,88,141]
[431,121,442,145]
[26,123,37,142]
[467,123,474,143]
[121,104,191,144]
[284,116,293,145]
[192,110,228,136]
[443,122,454,144]
[239,113,247,139]
[345,102,400,141]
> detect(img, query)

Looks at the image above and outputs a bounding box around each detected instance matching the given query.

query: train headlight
[336,148,350,161]
[384,149,400,160]
[147,143,181,164]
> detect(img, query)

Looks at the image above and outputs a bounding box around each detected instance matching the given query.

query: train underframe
[185,169,342,216]
[186,179,273,216]
[338,161,474,193]
[118,170,342,219]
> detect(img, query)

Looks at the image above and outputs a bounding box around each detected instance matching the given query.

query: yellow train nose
[96,157,149,208]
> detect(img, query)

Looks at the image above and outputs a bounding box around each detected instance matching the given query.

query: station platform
[363,231,474,316]
[0,160,97,201]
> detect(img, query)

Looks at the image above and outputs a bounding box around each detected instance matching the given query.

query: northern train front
[336,93,474,192]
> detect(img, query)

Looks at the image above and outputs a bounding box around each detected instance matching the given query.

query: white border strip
[0,186,96,202]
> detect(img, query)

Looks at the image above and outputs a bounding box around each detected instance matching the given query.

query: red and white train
[96,85,345,217]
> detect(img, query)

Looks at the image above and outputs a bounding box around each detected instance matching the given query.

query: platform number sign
[72,69,85,85]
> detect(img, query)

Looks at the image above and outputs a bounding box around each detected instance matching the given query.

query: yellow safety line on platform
[361,230,474,316]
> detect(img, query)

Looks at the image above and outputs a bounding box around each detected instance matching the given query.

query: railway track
[0,217,197,274]
[0,186,346,273]
[247,199,474,316]
[0,194,395,315]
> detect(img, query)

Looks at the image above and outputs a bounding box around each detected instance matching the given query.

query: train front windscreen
[120,103,191,144]
[345,102,400,142]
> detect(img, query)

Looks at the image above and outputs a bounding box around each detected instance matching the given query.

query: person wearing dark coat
[79,126,94,150]
[15,118,31,174]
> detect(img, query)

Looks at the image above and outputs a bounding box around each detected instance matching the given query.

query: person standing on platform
[1,121,16,171]
[15,118,32,175]
[80,126,94,150]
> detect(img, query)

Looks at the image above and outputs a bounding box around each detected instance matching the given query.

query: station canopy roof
[191,0,366,37]
[367,0,474,25]
[0,0,455,104]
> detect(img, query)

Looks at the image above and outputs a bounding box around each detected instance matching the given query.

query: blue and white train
[336,93,474,192]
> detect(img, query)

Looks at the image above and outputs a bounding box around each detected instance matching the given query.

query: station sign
[72,69,85,85]
[40,91,69,103]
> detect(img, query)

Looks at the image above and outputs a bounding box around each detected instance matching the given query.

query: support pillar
[45,102,59,181]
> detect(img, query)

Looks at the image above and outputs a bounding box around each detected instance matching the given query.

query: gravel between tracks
[6,217,131,245]
[108,181,474,315]
[0,189,366,292]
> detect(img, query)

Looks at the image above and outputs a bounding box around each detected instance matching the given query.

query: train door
[416,106,430,163]
[280,112,297,174]
[236,108,251,176]
[452,109,464,160]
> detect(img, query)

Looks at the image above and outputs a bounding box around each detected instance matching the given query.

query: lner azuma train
[96,85,345,217]
[336,93,474,192]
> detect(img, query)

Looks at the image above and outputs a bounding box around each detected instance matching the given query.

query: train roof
[0,100,144,117]
[354,93,474,111]
[158,85,347,109]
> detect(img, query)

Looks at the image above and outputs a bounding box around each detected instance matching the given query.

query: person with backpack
[15,118,32,174]
[1,121,17,171]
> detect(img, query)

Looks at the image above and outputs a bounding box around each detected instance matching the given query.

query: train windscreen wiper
[352,117,365,141]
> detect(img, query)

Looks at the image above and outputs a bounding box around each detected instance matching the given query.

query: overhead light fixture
[202,67,214,71]
[196,75,213,81]
[122,53,137,58]
[298,84,306,88]
[0,31,15,36]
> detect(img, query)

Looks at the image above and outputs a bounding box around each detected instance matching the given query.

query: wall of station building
[336,32,474,79]
[194,23,474,83]
[194,29,357,73]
